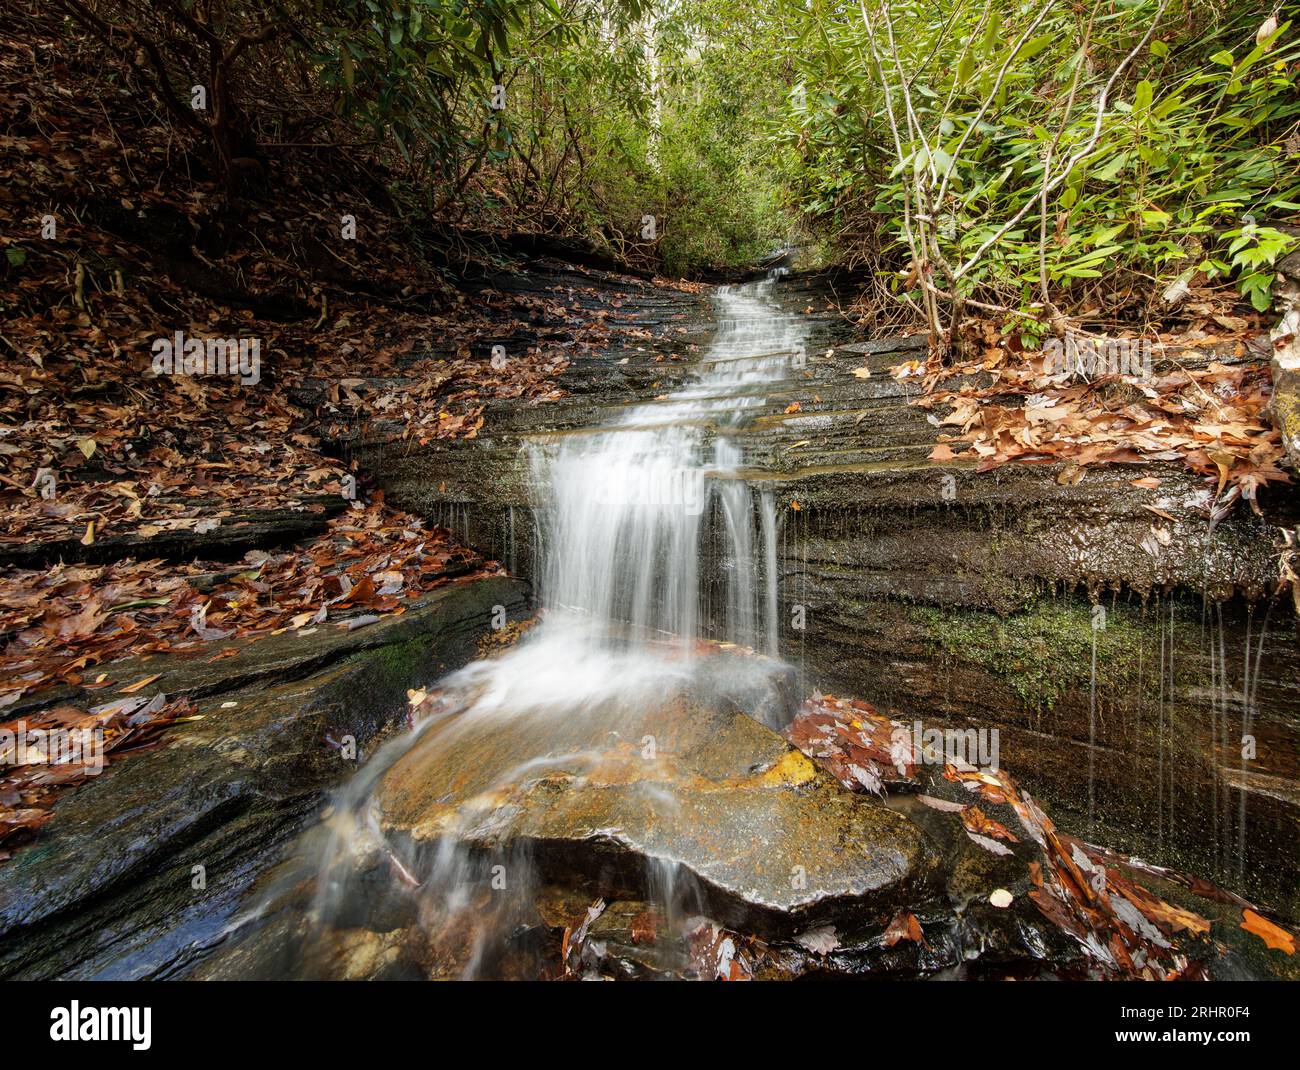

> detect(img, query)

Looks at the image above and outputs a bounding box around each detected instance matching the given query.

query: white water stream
[399,278,806,724]
[288,278,809,975]
[235,276,1293,978]
[529,278,805,656]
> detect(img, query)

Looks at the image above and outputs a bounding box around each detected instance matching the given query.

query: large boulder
[375,658,941,936]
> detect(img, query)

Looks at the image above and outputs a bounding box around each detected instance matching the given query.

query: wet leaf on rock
[794,925,838,956]
[881,912,924,947]
[1240,909,1296,954]
[961,804,1019,842]
[629,910,662,946]
[917,794,968,813]
[966,831,1014,856]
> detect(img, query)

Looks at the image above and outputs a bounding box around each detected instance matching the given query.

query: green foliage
[772,0,1300,316]
[1207,220,1296,310]
[80,0,1300,288]
[446,0,795,269]
[319,0,541,157]
[644,5,797,271]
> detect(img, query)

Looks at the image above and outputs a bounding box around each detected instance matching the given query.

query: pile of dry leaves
[785,693,917,794]
[0,499,498,711]
[898,332,1289,516]
[0,17,612,554]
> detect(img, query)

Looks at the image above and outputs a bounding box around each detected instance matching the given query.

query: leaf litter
[900,338,1289,516]
[783,693,1299,977]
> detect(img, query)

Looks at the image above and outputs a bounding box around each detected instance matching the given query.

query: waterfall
[290,279,807,978]
[528,279,806,651]
[760,489,779,657]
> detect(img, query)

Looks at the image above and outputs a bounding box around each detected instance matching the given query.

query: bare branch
[1040,2,1098,308]
[933,0,1058,211]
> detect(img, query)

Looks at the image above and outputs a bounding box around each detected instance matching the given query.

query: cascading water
[272,279,809,978]
[530,279,806,649]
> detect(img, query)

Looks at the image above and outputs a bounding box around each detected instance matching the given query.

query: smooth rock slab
[376,665,941,936]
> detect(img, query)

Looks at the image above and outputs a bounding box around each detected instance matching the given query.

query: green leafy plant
[1209,220,1297,310]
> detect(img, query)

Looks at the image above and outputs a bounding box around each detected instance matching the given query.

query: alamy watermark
[151,330,261,385]
[0,722,105,774]
[1043,336,1153,380]
[893,720,1000,772]
[50,1001,151,1050]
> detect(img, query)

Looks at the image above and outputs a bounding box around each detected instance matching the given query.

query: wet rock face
[195,645,1297,981]
[0,577,528,979]
[375,667,941,937]
[796,594,1300,922]
[1272,240,1300,466]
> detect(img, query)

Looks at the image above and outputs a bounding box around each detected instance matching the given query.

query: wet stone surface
[362,266,1300,922]
[0,577,527,979]
[376,684,940,937]
[8,261,1296,981]
[193,645,1297,980]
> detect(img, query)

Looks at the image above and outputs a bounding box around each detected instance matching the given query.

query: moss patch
[906,598,1194,712]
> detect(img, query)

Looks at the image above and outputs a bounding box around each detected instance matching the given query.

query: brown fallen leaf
[118,673,162,694]
[1208,448,1235,497]
[726,957,752,981]
[881,911,924,947]
[630,910,662,945]
[1110,874,1212,938]
[966,830,1014,856]
[961,804,1020,842]
[1056,463,1085,485]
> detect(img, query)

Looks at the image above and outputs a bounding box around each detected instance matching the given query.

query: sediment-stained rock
[376,685,941,935]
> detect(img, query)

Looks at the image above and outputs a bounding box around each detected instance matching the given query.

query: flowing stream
[215,276,1300,980]
[532,278,803,652]
[292,279,810,976]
